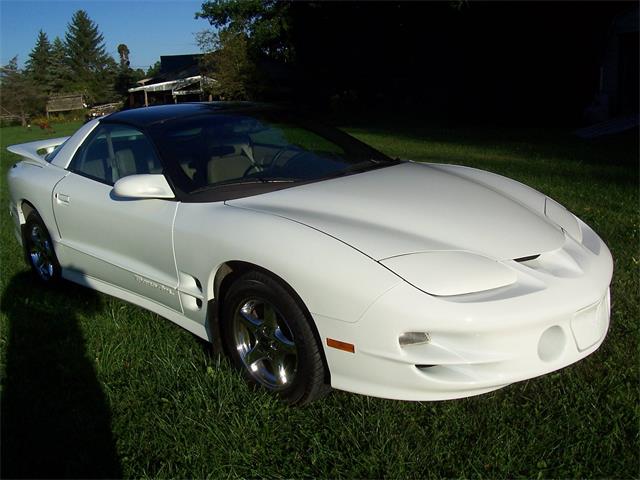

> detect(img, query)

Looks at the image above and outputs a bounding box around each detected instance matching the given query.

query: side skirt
[62,268,211,341]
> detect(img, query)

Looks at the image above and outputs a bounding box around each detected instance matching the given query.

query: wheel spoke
[239,310,261,330]
[243,343,266,368]
[263,303,279,333]
[31,252,43,269]
[274,328,296,354]
[269,353,290,385]
[31,234,44,251]
[238,302,263,332]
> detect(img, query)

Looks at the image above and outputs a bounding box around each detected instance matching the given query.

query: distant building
[46,93,86,117]
[128,54,215,107]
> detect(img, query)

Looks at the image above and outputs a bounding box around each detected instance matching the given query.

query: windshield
[153,113,394,194]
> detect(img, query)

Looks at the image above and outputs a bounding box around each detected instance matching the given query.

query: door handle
[56,193,70,205]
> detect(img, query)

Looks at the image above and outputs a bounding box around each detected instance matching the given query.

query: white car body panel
[319,219,612,399]
[172,203,402,327]
[7,161,68,244]
[63,268,208,339]
[379,251,518,296]
[227,162,565,261]
[113,174,175,199]
[6,136,70,162]
[52,173,180,311]
[6,113,613,401]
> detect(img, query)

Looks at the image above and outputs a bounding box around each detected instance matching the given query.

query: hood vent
[514,254,540,263]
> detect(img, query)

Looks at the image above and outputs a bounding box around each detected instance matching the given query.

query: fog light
[538,326,565,362]
[399,332,430,347]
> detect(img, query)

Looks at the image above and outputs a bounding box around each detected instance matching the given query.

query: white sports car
[7,103,612,405]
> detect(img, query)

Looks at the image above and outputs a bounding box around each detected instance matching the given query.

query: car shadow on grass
[1,272,121,478]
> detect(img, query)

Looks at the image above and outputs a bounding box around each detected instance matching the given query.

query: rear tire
[23,211,61,283]
[221,271,330,405]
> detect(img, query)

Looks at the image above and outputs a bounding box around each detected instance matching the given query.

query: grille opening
[416,364,437,369]
[514,254,540,263]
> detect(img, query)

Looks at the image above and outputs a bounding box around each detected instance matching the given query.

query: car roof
[103,102,277,128]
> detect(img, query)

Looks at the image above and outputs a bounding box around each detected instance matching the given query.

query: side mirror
[112,174,175,199]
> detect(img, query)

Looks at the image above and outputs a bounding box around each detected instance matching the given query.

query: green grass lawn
[1,121,638,478]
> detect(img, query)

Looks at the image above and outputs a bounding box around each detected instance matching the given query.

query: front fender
[173,202,402,324]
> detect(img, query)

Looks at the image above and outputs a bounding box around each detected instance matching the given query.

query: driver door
[53,123,181,312]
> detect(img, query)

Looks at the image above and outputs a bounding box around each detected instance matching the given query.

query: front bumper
[315,225,613,401]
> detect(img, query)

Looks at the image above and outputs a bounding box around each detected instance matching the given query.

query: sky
[0,0,209,70]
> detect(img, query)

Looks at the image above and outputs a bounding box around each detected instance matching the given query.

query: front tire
[221,271,330,405]
[23,211,61,283]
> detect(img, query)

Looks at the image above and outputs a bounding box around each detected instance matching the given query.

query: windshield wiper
[254,176,297,183]
[191,178,262,192]
[191,176,296,193]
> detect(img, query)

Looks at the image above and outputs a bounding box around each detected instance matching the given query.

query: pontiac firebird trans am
[7,103,613,405]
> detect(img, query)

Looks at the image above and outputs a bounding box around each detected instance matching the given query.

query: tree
[198,30,256,100]
[117,43,130,68]
[114,43,141,100]
[197,0,293,61]
[25,30,53,93]
[49,37,72,94]
[145,61,161,78]
[196,0,293,99]
[0,57,43,125]
[64,10,117,103]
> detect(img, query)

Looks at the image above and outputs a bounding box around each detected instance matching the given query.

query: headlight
[380,251,517,296]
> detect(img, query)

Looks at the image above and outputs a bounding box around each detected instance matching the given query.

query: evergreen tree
[146,61,161,78]
[0,57,44,125]
[25,30,53,93]
[49,37,71,94]
[64,10,117,103]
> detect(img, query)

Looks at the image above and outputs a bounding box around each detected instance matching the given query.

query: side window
[70,128,110,183]
[70,124,163,185]
[44,140,67,162]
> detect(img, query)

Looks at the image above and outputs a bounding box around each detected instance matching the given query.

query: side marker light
[327,338,355,353]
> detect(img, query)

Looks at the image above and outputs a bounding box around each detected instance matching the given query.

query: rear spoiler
[7,136,70,163]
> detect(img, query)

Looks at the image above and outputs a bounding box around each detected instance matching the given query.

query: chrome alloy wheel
[232,298,298,390]
[28,223,55,281]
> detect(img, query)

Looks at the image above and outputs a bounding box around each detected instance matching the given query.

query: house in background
[46,92,86,117]
[128,54,215,107]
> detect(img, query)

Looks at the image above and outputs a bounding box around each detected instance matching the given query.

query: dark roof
[143,54,204,85]
[160,54,203,74]
[104,102,274,128]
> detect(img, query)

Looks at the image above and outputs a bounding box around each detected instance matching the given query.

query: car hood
[226,162,565,261]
